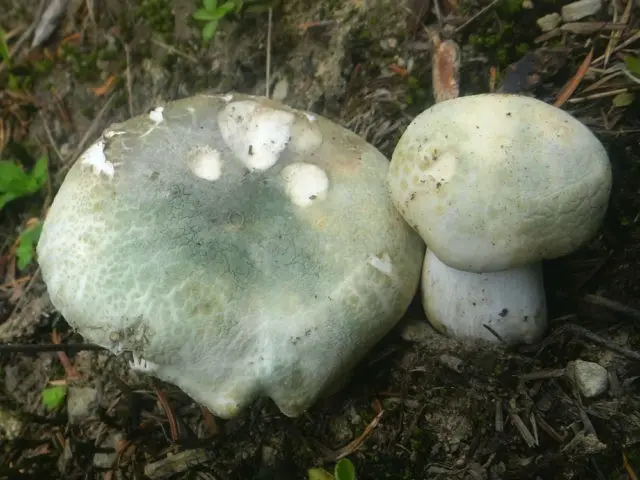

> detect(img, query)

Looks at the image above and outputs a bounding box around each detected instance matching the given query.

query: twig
[153,383,179,443]
[124,43,134,117]
[37,111,64,164]
[495,399,503,432]
[623,451,639,480]
[335,399,384,460]
[7,267,41,320]
[454,0,499,33]
[568,87,635,103]
[520,369,566,382]
[265,7,273,98]
[509,410,537,448]
[582,294,640,322]
[56,93,116,182]
[602,0,632,68]
[563,324,640,361]
[554,46,594,107]
[592,30,640,66]
[0,0,47,75]
[0,342,105,354]
[52,330,80,379]
[150,38,198,63]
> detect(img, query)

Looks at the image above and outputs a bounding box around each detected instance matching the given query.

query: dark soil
[1,0,640,479]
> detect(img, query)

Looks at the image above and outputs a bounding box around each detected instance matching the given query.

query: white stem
[421,249,548,346]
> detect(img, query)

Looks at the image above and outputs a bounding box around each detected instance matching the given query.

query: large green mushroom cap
[36,93,424,418]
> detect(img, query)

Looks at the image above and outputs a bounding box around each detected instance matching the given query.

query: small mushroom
[37,93,424,418]
[388,93,612,345]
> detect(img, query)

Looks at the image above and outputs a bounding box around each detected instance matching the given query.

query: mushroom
[37,93,425,418]
[388,93,612,345]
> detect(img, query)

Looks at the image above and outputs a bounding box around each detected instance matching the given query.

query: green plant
[193,0,237,42]
[308,458,357,480]
[41,385,67,410]
[0,156,48,269]
[16,219,43,270]
[0,156,48,210]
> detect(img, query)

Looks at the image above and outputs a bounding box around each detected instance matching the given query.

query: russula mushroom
[37,93,424,418]
[388,93,612,345]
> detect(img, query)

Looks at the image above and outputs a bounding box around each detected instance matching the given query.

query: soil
[1,0,640,479]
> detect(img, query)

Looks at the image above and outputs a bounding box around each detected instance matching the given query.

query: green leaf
[216,1,237,16]
[0,29,11,68]
[612,91,635,107]
[0,157,48,209]
[203,0,218,12]
[0,161,29,193]
[193,8,219,21]
[41,385,67,410]
[625,55,640,77]
[30,156,49,188]
[307,468,334,480]
[202,20,219,41]
[334,458,356,480]
[0,192,18,211]
[16,220,43,270]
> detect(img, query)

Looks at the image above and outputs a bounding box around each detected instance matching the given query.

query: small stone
[400,318,437,343]
[561,0,602,22]
[271,78,289,101]
[379,37,398,50]
[0,407,23,440]
[439,354,464,373]
[567,359,609,398]
[537,13,562,32]
[93,432,124,468]
[144,449,211,479]
[67,386,100,424]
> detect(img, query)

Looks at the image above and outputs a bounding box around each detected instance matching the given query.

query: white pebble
[187,146,222,181]
[281,162,329,207]
[561,0,602,22]
[569,359,609,398]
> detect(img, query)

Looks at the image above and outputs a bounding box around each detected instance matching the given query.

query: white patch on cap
[149,106,164,124]
[367,253,394,276]
[304,112,316,122]
[290,114,323,154]
[81,140,117,179]
[281,162,329,207]
[218,100,294,171]
[187,145,222,181]
[104,129,126,139]
[141,106,165,137]
[129,355,159,373]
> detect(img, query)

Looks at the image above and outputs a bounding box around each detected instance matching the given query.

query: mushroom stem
[421,249,548,346]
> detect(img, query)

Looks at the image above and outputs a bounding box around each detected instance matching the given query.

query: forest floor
[1,0,640,479]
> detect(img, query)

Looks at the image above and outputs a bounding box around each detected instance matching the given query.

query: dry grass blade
[564,324,640,361]
[509,410,537,448]
[624,451,639,480]
[554,46,594,107]
[593,30,640,66]
[51,330,80,380]
[335,400,385,460]
[153,385,179,443]
[582,294,640,322]
[602,0,633,68]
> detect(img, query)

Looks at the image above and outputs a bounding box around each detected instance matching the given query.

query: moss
[136,0,175,38]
